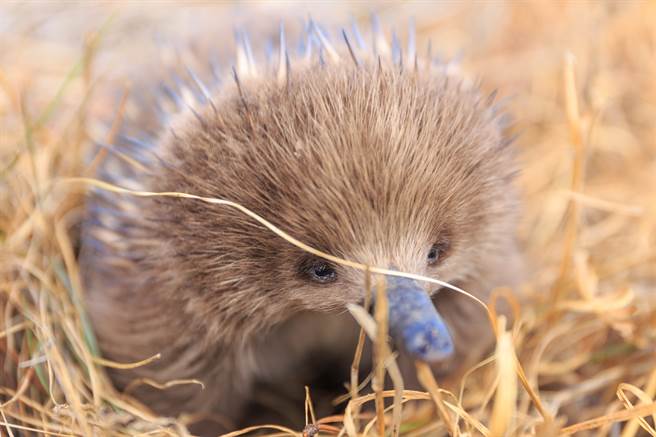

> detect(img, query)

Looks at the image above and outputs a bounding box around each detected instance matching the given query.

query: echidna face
[135,60,517,361]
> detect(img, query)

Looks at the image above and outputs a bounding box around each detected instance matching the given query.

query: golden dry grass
[1,1,656,436]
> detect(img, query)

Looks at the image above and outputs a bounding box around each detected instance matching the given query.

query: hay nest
[1,2,655,436]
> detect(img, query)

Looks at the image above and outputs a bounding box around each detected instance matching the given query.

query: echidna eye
[427,243,446,266]
[301,259,338,284]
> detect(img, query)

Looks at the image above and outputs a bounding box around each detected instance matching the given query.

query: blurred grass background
[1,1,655,436]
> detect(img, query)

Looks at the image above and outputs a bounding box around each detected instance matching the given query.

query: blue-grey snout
[381,275,454,362]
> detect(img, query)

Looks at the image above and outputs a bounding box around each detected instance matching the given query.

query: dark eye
[427,242,449,266]
[302,259,338,283]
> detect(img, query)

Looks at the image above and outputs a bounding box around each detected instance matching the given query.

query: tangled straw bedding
[1,2,655,436]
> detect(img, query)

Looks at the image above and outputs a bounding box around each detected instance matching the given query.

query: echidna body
[81,21,522,432]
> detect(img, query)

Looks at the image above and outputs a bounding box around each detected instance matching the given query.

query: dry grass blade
[488,317,517,437]
[0,367,33,409]
[564,190,644,217]
[92,353,161,369]
[347,266,371,432]
[616,381,656,436]
[123,378,206,394]
[373,276,389,437]
[415,361,456,435]
[550,52,588,306]
[441,401,490,437]
[219,424,299,437]
[558,402,656,435]
[0,421,78,437]
[63,177,487,309]
[0,410,16,437]
[620,369,656,437]
[305,386,317,428]
[346,303,404,437]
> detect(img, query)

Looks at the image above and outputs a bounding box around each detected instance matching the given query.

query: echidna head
[133,60,517,363]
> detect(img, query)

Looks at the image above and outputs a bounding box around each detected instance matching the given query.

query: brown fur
[81,60,522,432]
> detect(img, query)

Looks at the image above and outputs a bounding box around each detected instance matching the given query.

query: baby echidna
[81,18,523,434]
